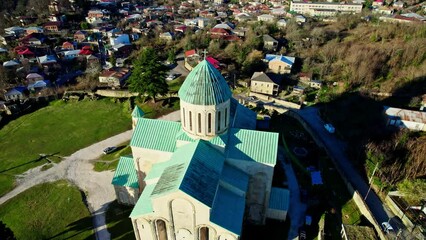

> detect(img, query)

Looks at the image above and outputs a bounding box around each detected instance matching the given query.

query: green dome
[178,60,232,106]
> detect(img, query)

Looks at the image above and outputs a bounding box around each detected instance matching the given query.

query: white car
[381,222,394,233]
[166,73,179,81]
[103,146,117,154]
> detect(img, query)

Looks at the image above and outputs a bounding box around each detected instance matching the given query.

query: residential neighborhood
[0,0,425,239]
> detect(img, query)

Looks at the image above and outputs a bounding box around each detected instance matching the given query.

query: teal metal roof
[130,183,155,218]
[130,118,180,152]
[178,60,232,105]
[226,128,279,165]
[144,160,177,181]
[132,106,145,118]
[151,140,225,207]
[175,130,228,148]
[220,163,249,191]
[210,185,245,235]
[269,187,290,211]
[229,98,257,130]
[111,156,139,188]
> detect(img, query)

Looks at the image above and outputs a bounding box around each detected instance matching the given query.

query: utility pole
[364,162,379,200]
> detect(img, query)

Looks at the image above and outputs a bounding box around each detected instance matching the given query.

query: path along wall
[285,110,387,240]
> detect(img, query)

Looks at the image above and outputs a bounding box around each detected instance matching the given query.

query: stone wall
[95,89,139,98]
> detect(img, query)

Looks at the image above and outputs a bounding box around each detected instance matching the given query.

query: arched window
[189,111,193,131]
[199,226,209,240]
[224,109,227,128]
[198,113,202,133]
[208,113,212,133]
[155,219,168,240]
[217,111,221,132]
[182,108,186,128]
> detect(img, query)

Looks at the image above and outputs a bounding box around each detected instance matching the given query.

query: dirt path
[0,110,180,240]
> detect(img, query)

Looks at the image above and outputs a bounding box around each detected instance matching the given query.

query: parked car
[381,222,394,233]
[324,123,335,133]
[166,73,179,81]
[103,146,117,154]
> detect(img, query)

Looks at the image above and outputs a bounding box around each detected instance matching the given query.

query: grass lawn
[0,180,94,239]
[0,99,132,196]
[93,141,132,172]
[105,200,135,240]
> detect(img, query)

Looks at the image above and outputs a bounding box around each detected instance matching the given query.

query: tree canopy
[397,179,426,205]
[128,47,169,101]
[0,221,15,240]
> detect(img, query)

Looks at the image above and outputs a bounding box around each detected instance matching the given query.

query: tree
[128,47,169,102]
[397,179,426,205]
[167,49,176,64]
[80,22,89,30]
[109,54,116,67]
[0,221,16,240]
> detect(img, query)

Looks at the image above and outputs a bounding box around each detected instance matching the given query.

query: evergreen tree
[128,47,168,102]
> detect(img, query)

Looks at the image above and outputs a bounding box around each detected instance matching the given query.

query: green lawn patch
[105,200,135,240]
[167,76,185,93]
[0,99,132,196]
[0,180,94,239]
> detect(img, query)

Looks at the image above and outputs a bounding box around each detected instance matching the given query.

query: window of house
[182,108,186,127]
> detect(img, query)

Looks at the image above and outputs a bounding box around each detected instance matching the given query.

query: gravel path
[0,110,180,240]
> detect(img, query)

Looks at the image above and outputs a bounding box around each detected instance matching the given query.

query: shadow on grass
[106,200,135,240]
[46,216,95,240]
[0,152,60,174]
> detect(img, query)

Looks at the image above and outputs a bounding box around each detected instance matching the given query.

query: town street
[295,107,412,238]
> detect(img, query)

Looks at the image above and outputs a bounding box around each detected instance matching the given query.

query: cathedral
[111,60,288,240]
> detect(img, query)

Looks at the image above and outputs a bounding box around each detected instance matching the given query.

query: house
[5,26,25,37]
[79,46,93,56]
[110,34,130,46]
[265,54,296,74]
[25,27,44,35]
[372,0,384,7]
[235,13,252,22]
[293,85,305,95]
[3,60,20,68]
[290,1,363,16]
[43,21,62,32]
[209,28,232,38]
[26,73,44,83]
[310,80,322,89]
[28,80,50,92]
[271,7,286,16]
[111,60,287,240]
[4,87,28,101]
[393,1,405,9]
[267,188,290,221]
[99,68,131,87]
[263,35,279,51]
[159,32,174,41]
[17,48,35,59]
[257,14,276,23]
[384,106,426,131]
[63,50,81,60]
[110,44,133,58]
[37,55,57,65]
[74,30,88,42]
[277,19,287,28]
[295,15,307,23]
[250,72,281,96]
[62,41,75,50]
[299,72,312,82]
[375,6,394,15]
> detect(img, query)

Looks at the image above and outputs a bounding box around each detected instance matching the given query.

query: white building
[290,1,363,16]
[384,106,426,131]
[111,60,289,240]
[257,14,276,22]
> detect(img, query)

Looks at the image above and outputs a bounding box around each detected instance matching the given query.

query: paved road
[168,52,189,79]
[295,107,404,235]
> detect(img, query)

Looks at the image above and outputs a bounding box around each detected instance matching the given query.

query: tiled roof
[178,60,232,106]
[226,128,279,165]
[111,156,139,188]
[269,187,290,211]
[130,118,180,152]
[210,185,245,235]
[251,72,274,83]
